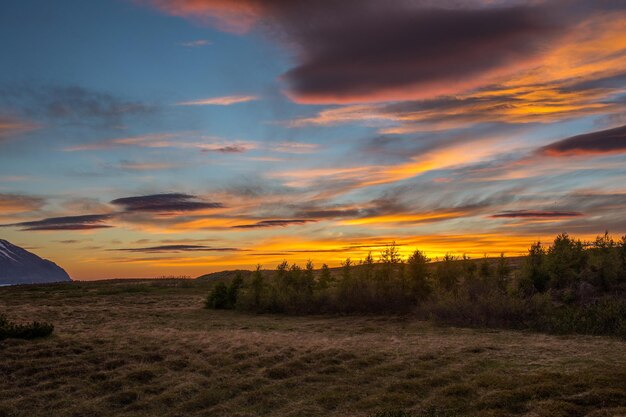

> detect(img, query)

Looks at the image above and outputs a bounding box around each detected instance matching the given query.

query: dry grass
[1,280,625,417]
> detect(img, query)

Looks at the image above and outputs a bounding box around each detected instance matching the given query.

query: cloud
[142,0,626,116]
[179,39,212,47]
[202,145,248,153]
[142,0,578,104]
[539,124,626,157]
[176,95,258,106]
[4,214,113,231]
[0,85,154,128]
[0,193,44,215]
[281,3,568,104]
[118,161,179,171]
[286,83,622,133]
[490,210,583,218]
[0,115,39,141]
[111,193,223,213]
[64,132,318,155]
[113,244,240,252]
[63,133,182,151]
[232,219,315,228]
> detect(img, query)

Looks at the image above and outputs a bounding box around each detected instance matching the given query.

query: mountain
[0,239,71,285]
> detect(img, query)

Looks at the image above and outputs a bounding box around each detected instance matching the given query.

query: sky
[1,0,626,280]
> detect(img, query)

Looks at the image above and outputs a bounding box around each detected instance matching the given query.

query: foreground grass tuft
[0,314,54,341]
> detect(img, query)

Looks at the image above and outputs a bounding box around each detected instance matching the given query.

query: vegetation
[207,233,626,337]
[1,281,625,416]
[0,314,54,341]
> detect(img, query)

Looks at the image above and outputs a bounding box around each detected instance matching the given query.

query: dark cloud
[233,219,315,228]
[297,208,362,219]
[4,214,113,231]
[539,124,626,157]
[491,210,583,218]
[203,145,248,153]
[111,193,223,213]
[281,3,566,103]
[0,84,154,127]
[113,245,240,253]
[146,0,583,103]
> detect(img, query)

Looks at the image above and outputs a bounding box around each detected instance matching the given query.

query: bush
[206,282,230,309]
[0,314,54,341]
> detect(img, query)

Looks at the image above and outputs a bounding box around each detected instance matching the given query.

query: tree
[546,233,586,289]
[436,253,460,292]
[303,260,315,291]
[206,282,230,309]
[379,242,401,282]
[588,232,621,289]
[342,258,353,281]
[520,241,548,294]
[478,255,491,282]
[227,272,244,307]
[461,254,478,283]
[251,264,264,309]
[620,236,626,282]
[317,263,333,290]
[406,249,431,301]
[495,253,510,290]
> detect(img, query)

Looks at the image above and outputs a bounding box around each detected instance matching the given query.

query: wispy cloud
[232,219,316,229]
[63,133,181,151]
[111,193,223,213]
[0,115,39,141]
[176,95,258,106]
[63,132,318,155]
[0,84,154,128]
[4,214,113,231]
[179,39,212,47]
[0,193,44,215]
[490,210,583,219]
[113,244,240,253]
[118,161,179,171]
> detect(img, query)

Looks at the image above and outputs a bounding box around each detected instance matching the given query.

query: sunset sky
[1,0,626,279]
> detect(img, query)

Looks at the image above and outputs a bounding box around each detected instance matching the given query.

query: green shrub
[205,282,230,309]
[0,314,54,341]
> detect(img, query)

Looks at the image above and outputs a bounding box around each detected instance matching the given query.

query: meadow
[1,279,626,417]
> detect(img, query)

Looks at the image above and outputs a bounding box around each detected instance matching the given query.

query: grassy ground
[1,280,625,417]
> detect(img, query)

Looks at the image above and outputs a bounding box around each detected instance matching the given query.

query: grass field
[1,279,625,417]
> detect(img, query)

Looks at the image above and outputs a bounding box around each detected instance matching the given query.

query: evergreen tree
[227,272,244,308]
[436,253,460,292]
[406,249,431,301]
[317,263,333,290]
[521,241,548,293]
[251,264,264,309]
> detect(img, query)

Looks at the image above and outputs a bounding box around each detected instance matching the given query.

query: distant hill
[0,239,72,285]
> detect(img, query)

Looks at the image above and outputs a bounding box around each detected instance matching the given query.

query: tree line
[206,232,626,337]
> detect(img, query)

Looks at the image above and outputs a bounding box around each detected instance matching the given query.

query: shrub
[206,282,230,309]
[0,314,54,341]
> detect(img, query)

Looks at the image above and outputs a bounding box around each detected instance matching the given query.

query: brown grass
[1,279,625,417]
